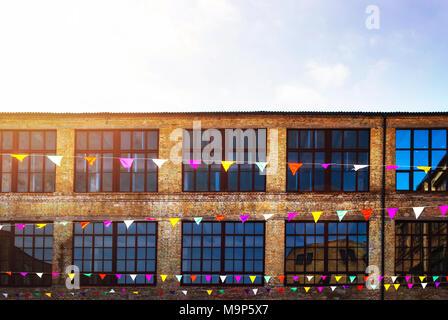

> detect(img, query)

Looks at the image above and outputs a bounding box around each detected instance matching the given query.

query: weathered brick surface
[0,112,447,300]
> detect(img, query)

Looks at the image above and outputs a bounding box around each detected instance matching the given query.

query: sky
[0,0,447,113]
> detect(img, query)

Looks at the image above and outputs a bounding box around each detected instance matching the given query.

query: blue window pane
[414,130,429,148]
[300,130,313,148]
[413,171,427,190]
[358,131,369,148]
[288,130,299,149]
[396,172,410,190]
[343,171,356,191]
[344,131,356,148]
[396,150,410,167]
[332,130,342,148]
[432,150,446,168]
[432,130,447,149]
[396,130,411,149]
[414,150,428,166]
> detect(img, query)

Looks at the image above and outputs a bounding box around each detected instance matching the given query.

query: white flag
[152,159,168,168]
[36,273,43,278]
[130,274,137,281]
[263,214,274,220]
[252,289,258,295]
[413,207,425,219]
[353,164,369,171]
[220,275,227,283]
[47,155,63,167]
[124,220,134,229]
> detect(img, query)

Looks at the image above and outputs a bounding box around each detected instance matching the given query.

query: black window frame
[0,130,57,193]
[74,129,159,193]
[284,220,369,286]
[286,129,370,192]
[182,129,267,192]
[72,221,158,287]
[181,221,266,286]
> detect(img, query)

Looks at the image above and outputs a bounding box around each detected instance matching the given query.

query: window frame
[180,221,266,286]
[395,128,448,192]
[0,130,57,193]
[181,129,267,192]
[72,221,158,287]
[284,220,369,286]
[286,129,370,193]
[0,221,53,287]
[74,129,159,193]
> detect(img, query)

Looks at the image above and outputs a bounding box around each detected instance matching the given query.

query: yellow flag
[419,276,426,282]
[84,156,98,165]
[161,275,168,282]
[169,218,180,227]
[133,291,139,294]
[384,284,391,291]
[394,284,400,290]
[36,224,47,229]
[312,211,323,223]
[304,287,310,292]
[45,293,51,297]
[221,161,236,172]
[335,275,342,282]
[207,290,213,295]
[417,166,431,174]
[68,273,75,280]
[11,154,29,162]
[249,276,256,283]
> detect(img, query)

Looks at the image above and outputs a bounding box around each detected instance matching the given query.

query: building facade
[0,111,447,300]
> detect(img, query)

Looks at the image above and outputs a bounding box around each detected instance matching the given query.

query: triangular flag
[45,293,51,297]
[249,276,256,283]
[388,208,398,220]
[119,158,134,169]
[189,160,201,169]
[182,290,187,296]
[291,287,297,292]
[220,275,227,283]
[288,212,298,221]
[206,290,212,295]
[408,283,414,289]
[221,161,236,172]
[36,224,47,229]
[312,211,322,223]
[161,275,167,282]
[413,207,424,219]
[99,274,106,280]
[394,284,400,290]
[263,214,274,220]
[353,164,368,171]
[419,276,426,282]
[421,283,427,289]
[47,155,63,166]
[387,165,399,170]
[169,218,180,227]
[68,273,75,280]
[115,274,122,279]
[152,159,168,168]
[435,282,440,288]
[104,221,112,227]
[288,163,303,175]
[384,284,391,291]
[304,287,310,292]
[193,217,202,225]
[205,275,212,283]
[255,162,268,172]
[252,289,258,295]
[335,276,342,282]
[405,276,411,282]
[0,225,3,230]
[17,224,26,230]
[83,273,92,277]
[80,222,90,229]
[371,284,377,290]
[264,276,271,283]
[349,276,357,283]
[216,215,226,222]
[317,287,323,292]
[124,220,134,229]
[432,276,439,281]
[175,275,182,282]
[362,209,373,221]
[357,285,364,291]
[36,273,43,278]
[130,274,137,281]
[191,275,197,282]
[440,206,448,216]
[330,286,337,291]
[278,276,285,283]
[417,166,431,174]
[84,156,97,165]
[235,275,242,283]
[240,215,250,223]
[306,275,313,281]
[11,154,28,162]
[336,210,348,222]
[145,275,152,282]
[321,163,335,169]
[51,273,59,277]
[378,276,384,282]
[391,276,398,283]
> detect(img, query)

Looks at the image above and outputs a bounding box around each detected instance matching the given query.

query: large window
[0,130,56,192]
[287,129,370,192]
[182,222,265,285]
[73,221,157,285]
[396,129,447,191]
[285,221,368,285]
[75,130,158,192]
[395,221,448,275]
[182,129,266,192]
[0,223,53,286]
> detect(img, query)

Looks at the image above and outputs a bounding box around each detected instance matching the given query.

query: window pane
[432,130,446,149]
[414,130,429,148]
[396,130,410,149]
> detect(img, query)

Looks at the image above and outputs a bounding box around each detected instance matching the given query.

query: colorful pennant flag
[152,159,168,168]
[263,214,274,220]
[124,220,134,229]
[47,155,63,166]
[362,209,373,221]
[312,211,322,223]
[240,215,250,223]
[413,207,424,219]
[336,210,348,221]
[36,273,43,278]
[16,224,26,230]
[160,275,168,282]
[264,276,271,283]
[387,165,399,170]
[169,218,180,227]
[36,224,47,229]
[80,222,90,229]
[189,160,201,169]
[416,166,431,174]
[84,156,97,165]
[10,154,29,162]
[440,206,448,216]
[220,275,227,283]
[288,163,303,175]
[221,161,236,172]
[216,215,226,222]
[193,217,202,225]
[104,221,112,227]
[353,164,368,171]
[321,163,335,169]
[288,212,298,221]
[119,158,134,169]
[249,276,256,283]
[255,162,268,172]
[388,208,398,220]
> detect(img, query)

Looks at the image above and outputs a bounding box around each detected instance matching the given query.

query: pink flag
[119,158,134,169]
[408,283,413,289]
[317,287,323,292]
[240,215,250,223]
[321,275,327,280]
[378,276,384,282]
[104,221,112,227]
[293,276,299,282]
[388,208,398,220]
[235,275,242,283]
[52,273,59,277]
[20,272,27,276]
[440,206,448,216]
[146,274,152,282]
[387,165,399,170]
[288,212,298,221]
[205,275,212,282]
[17,224,26,230]
[189,160,201,169]
[321,163,335,169]
[405,276,411,282]
[435,282,440,288]
[115,274,122,279]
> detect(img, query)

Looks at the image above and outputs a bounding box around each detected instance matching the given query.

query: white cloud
[305,61,350,89]
[274,84,328,107]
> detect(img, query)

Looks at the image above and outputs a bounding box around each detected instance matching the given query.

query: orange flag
[288,163,303,176]
[191,275,197,282]
[278,275,285,283]
[5,272,11,276]
[84,156,98,165]
[362,209,373,221]
[99,274,106,280]
[80,222,90,229]
[216,215,226,222]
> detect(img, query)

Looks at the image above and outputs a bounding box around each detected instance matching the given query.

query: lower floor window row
[1,220,448,286]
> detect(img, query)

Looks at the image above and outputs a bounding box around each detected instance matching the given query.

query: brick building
[0,111,447,300]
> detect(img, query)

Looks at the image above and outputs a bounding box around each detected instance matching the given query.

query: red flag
[216,215,226,222]
[364,275,369,282]
[80,222,90,229]
[362,209,373,221]
[288,163,303,176]
[357,285,363,291]
[99,274,106,280]
[5,271,11,276]
[278,288,284,293]
[278,276,285,283]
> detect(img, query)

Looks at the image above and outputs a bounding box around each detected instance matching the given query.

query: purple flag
[240,215,250,223]
[119,158,134,169]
